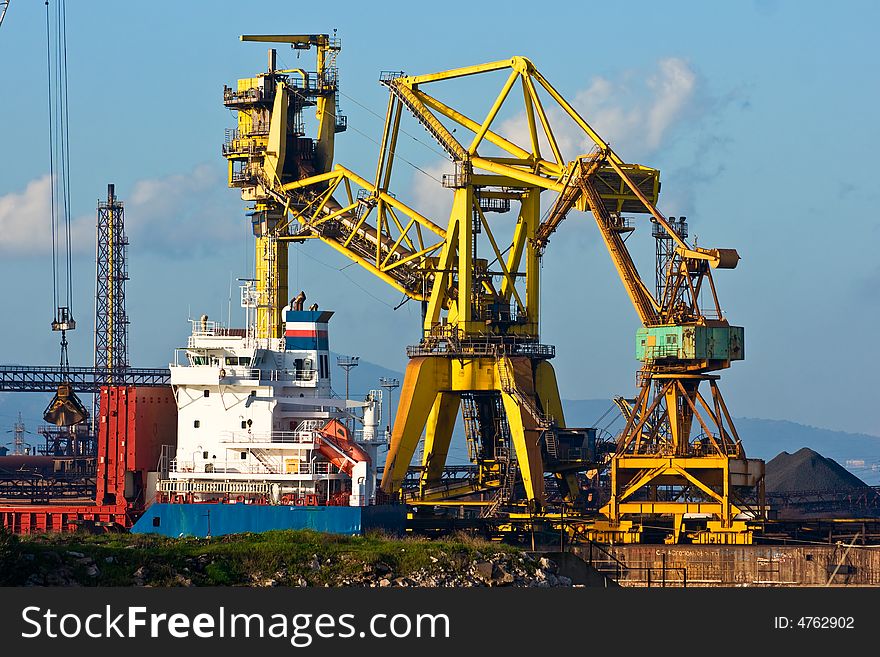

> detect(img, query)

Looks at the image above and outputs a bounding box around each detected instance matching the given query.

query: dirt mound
[765,447,867,493]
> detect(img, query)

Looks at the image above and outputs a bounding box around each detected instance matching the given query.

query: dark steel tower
[93,183,130,380]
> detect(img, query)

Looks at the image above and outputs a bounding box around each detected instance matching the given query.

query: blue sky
[0,0,877,437]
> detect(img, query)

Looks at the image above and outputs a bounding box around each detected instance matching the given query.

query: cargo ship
[131,286,407,537]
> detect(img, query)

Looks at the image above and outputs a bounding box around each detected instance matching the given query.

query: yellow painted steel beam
[468,69,520,154]
[415,91,561,171]
[522,73,563,167]
[531,68,622,166]
[500,207,529,303]
[455,186,474,328]
[471,156,564,191]
[476,206,526,315]
[501,388,544,509]
[420,392,461,487]
[337,165,446,238]
[521,76,541,161]
[402,59,513,85]
[534,361,565,426]
[381,357,450,495]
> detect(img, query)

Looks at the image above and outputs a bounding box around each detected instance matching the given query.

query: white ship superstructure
[158,288,383,507]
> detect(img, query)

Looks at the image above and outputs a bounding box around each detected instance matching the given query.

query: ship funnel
[43,382,89,426]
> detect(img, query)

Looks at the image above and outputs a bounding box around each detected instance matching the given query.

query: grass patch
[3,529,523,587]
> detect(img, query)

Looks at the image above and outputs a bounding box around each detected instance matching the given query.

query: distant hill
[558,400,880,486]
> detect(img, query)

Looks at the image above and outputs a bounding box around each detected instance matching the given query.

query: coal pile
[765,447,867,493]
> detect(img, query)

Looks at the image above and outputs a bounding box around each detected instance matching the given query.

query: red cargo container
[0,385,177,534]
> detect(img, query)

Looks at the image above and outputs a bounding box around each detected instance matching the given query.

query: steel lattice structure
[93,184,130,380]
[0,366,169,393]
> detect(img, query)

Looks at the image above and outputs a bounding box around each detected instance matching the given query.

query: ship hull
[131,502,407,538]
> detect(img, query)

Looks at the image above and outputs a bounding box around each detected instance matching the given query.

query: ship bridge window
[241,452,247,460]
[191,355,208,365]
[203,389,210,398]
[194,420,200,428]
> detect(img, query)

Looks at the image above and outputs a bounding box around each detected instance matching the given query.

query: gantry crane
[536,154,765,543]
[222,36,660,516]
[222,36,761,535]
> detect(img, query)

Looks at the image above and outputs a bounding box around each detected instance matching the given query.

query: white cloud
[409,161,454,222]
[497,57,699,163]
[0,164,246,258]
[0,175,92,255]
[125,163,243,256]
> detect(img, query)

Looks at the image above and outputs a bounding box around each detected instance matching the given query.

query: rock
[558,575,572,587]
[539,557,558,574]
[378,578,391,587]
[492,565,515,585]
[25,574,44,587]
[308,557,321,571]
[172,574,193,587]
[66,551,85,558]
[374,561,392,576]
[294,576,308,587]
[86,564,100,578]
[103,556,115,564]
[23,553,35,562]
[429,556,439,563]
[473,561,494,581]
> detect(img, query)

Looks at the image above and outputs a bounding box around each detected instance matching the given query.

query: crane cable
[45,0,75,366]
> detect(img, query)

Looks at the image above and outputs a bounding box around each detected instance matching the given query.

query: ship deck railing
[219,430,318,444]
[169,355,318,383]
[170,458,343,477]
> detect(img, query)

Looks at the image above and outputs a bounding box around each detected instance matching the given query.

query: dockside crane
[537,152,765,544]
[224,36,765,540]
[223,36,662,516]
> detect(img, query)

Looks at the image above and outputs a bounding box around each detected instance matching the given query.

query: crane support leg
[497,357,547,510]
[500,389,544,512]
[534,360,565,426]
[381,357,449,495]
[420,392,461,490]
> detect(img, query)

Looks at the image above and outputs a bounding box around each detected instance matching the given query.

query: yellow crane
[538,155,765,543]
[222,36,762,538]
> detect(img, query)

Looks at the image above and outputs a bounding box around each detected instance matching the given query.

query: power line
[339,89,449,159]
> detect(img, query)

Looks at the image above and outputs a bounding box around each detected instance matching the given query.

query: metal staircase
[495,357,559,462]
[381,78,467,162]
[249,448,282,474]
